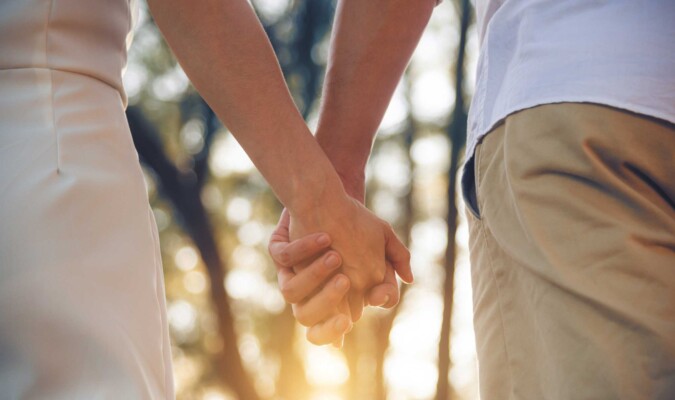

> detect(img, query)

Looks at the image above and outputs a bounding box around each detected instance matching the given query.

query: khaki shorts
[463,103,675,399]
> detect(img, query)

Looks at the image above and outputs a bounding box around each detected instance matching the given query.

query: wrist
[335,169,365,203]
[315,128,368,203]
[285,161,350,218]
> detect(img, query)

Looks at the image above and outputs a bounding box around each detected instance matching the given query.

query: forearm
[316,0,435,188]
[147,0,344,213]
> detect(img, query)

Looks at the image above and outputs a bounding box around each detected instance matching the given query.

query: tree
[435,0,472,399]
[127,103,260,400]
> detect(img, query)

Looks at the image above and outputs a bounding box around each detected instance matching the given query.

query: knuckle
[280,284,300,304]
[350,277,367,292]
[295,310,313,327]
[270,245,290,265]
[307,331,328,346]
[308,265,326,281]
[387,293,400,307]
[326,287,344,304]
[291,305,303,321]
[267,237,280,252]
[295,240,309,256]
[370,268,386,284]
[277,251,292,267]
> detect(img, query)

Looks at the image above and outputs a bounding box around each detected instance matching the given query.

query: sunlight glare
[175,246,199,271]
[231,245,267,272]
[202,388,234,400]
[181,119,206,155]
[237,221,266,246]
[210,133,255,177]
[183,270,207,294]
[152,65,189,102]
[411,70,454,122]
[262,289,286,314]
[306,347,350,387]
[201,184,224,212]
[386,290,443,399]
[411,218,449,258]
[372,143,411,194]
[238,334,262,364]
[310,393,343,400]
[173,352,202,394]
[225,269,264,300]
[385,356,438,400]
[411,134,450,173]
[152,207,170,231]
[226,197,252,225]
[372,190,402,223]
[379,82,410,135]
[253,0,291,22]
[168,300,198,340]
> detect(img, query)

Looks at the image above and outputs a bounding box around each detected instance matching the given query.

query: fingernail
[331,333,345,349]
[324,253,339,269]
[335,276,348,290]
[381,295,390,307]
[334,316,348,332]
[316,234,330,246]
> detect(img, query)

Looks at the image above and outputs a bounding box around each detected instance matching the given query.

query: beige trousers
[464,103,675,399]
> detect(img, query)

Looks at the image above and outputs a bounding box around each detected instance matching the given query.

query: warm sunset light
[3,0,669,396]
[121,0,480,399]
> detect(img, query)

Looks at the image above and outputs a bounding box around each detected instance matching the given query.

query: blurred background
[123,0,479,399]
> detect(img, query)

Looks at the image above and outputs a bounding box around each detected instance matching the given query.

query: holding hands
[269,193,413,347]
[150,0,431,348]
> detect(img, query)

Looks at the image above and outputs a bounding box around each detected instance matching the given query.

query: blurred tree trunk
[372,90,417,400]
[272,306,309,400]
[344,327,361,399]
[127,106,260,400]
[435,0,471,399]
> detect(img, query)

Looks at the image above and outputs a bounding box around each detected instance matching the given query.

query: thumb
[269,209,291,244]
[367,262,399,308]
[268,209,292,268]
[384,225,413,284]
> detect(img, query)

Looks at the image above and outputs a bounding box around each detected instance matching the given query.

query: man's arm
[317,0,436,198]
[270,0,435,345]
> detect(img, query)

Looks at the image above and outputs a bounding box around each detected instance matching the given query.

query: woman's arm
[147,0,341,212]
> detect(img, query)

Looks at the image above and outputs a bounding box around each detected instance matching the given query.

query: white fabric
[0,0,174,398]
[466,0,675,159]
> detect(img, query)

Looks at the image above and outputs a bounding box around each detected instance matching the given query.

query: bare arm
[317,0,436,197]
[147,0,343,212]
[270,0,435,345]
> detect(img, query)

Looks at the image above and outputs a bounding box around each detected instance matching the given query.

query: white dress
[0,0,174,398]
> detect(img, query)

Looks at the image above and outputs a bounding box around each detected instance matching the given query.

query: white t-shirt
[465,0,675,159]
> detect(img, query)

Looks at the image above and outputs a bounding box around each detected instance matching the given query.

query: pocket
[461,150,481,219]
